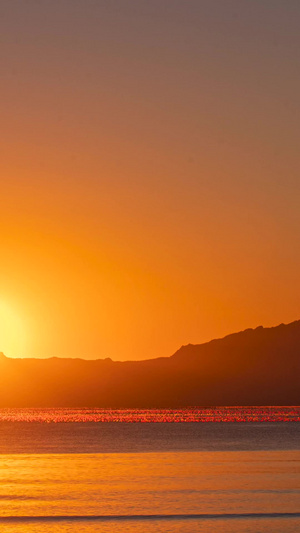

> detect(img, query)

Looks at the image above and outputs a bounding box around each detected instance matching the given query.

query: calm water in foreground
[0,407,299,533]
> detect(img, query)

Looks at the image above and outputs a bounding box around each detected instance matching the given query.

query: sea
[0,407,299,533]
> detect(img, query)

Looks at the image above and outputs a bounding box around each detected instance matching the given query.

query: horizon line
[1,318,299,363]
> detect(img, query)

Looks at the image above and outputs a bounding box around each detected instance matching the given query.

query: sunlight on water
[1,518,300,533]
[0,410,299,533]
[0,406,299,423]
[0,450,299,532]
[0,451,299,518]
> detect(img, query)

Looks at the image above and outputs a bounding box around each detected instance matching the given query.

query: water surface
[0,407,299,532]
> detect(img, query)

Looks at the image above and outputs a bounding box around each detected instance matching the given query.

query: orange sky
[1,1,299,359]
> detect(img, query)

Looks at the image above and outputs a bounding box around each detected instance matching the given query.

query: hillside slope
[0,321,299,407]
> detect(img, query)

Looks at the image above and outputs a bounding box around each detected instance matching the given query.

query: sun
[0,299,27,358]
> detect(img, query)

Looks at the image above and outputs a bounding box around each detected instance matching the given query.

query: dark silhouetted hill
[0,321,299,406]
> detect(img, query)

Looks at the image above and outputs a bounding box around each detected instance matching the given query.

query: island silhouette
[0,320,299,407]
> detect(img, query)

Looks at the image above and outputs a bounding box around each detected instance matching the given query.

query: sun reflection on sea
[0,407,298,423]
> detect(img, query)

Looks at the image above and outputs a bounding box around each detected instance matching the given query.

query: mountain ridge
[3,320,300,363]
[0,320,299,407]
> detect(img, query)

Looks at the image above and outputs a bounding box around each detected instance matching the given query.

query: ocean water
[0,408,299,533]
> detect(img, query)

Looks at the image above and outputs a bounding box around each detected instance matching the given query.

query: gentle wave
[0,406,299,423]
[1,513,300,523]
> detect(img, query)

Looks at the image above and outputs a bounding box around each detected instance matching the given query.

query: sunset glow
[1,1,299,363]
[0,3,299,531]
[0,300,27,358]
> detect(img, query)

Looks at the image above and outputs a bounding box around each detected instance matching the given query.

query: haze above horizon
[1,1,299,360]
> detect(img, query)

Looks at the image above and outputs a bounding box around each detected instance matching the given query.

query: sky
[1,0,299,360]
